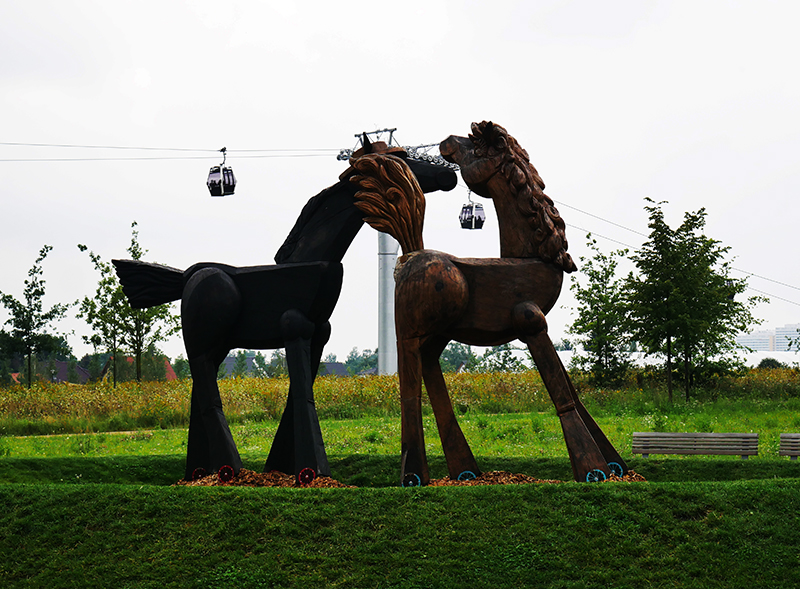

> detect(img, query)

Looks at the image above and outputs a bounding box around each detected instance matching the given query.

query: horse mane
[350,154,425,255]
[469,121,577,273]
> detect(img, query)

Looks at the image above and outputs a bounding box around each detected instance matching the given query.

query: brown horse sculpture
[351,121,627,485]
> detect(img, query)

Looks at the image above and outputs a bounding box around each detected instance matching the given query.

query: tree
[172,355,191,379]
[119,222,181,382]
[0,245,71,388]
[439,342,477,373]
[625,200,763,400]
[568,236,632,386]
[79,222,180,383]
[231,350,250,378]
[76,244,129,386]
[345,347,378,375]
[469,344,528,373]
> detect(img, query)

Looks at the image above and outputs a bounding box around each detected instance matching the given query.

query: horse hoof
[218,465,235,483]
[457,470,477,481]
[298,468,316,485]
[585,469,607,483]
[402,473,422,488]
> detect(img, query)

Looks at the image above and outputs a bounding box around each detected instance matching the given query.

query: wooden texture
[352,121,626,484]
[632,432,759,459]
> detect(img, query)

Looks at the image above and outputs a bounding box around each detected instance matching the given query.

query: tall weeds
[1,368,798,435]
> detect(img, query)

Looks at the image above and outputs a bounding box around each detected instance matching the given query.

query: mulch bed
[175,469,646,488]
[174,469,356,488]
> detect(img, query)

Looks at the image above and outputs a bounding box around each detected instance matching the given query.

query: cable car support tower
[338,129,459,375]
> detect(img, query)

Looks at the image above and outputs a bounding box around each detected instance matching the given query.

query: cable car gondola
[207,147,236,197]
[459,192,485,229]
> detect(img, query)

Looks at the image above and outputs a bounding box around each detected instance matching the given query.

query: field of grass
[2,370,800,587]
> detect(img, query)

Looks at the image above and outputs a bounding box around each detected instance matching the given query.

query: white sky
[2,0,799,363]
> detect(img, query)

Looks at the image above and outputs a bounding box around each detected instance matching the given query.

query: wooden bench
[779,433,800,460]
[632,432,759,459]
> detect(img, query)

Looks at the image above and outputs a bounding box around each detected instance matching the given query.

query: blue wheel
[608,462,624,478]
[402,473,422,487]
[586,469,607,483]
[457,470,477,481]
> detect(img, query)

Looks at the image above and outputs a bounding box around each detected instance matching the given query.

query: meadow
[2,368,800,587]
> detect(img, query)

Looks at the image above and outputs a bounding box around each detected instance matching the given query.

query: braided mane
[470,121,577,273]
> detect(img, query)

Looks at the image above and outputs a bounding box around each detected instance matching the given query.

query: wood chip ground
[175,469,645,488]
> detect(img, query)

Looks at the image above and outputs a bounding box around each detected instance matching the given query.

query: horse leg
[420,337,480,480]
[512,301,611,482]
[185,350,243,479]
[181,267,243,480]
[265,310,329,482]
[556,354,628,476]
[398,337,429,486]
[264,321,332,477]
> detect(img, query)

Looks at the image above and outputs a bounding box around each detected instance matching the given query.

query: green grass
[3,392,800,587]
[1,478,799,588]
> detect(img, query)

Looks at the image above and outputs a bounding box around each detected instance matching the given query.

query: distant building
[735,329,775,352]
[775,324,800,352]
[736,323,799,352]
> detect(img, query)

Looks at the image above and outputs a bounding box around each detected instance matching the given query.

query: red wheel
[218,465,235,483]
[297,468,316,485]
[191,468,207,481]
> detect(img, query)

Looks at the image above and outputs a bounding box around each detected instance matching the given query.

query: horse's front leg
[264,320,332,479]
[398,337,429,487]
[420,337,480,481]
[265,310,330,483]
[512,301,614,482]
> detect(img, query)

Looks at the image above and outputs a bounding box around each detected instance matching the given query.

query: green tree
[568,236,631,386]
[119,222,181,382]
[231,350,250,378]
[172,355,191,379]
[81,222,180,383]
[625,200,763,400]
[345,347,378,375]
[469,344,528,373]
[265,349,288,377]
[76,244,130,386]
[439,342,477,373]
[0,245,71,388]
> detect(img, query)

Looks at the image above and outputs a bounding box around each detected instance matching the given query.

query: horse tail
[350,154,426,255]
[112,259,184,309]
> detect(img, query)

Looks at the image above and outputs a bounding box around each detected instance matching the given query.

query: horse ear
[362,133,372,154]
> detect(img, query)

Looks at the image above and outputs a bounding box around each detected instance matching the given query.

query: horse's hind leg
[513,301,613,482]
[398,337,429,487]
[181,267,243,480]
[185,351,243,479]
[421,337,480,481]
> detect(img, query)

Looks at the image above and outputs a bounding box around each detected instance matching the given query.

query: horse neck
[274,179,364,264]
[487,174,538,258]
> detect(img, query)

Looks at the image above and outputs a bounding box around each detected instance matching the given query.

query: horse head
[441,121,576,271]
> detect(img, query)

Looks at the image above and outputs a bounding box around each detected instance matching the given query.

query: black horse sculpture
[113,139,457,482]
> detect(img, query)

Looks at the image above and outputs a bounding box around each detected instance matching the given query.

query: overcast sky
[2,1,799,364]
